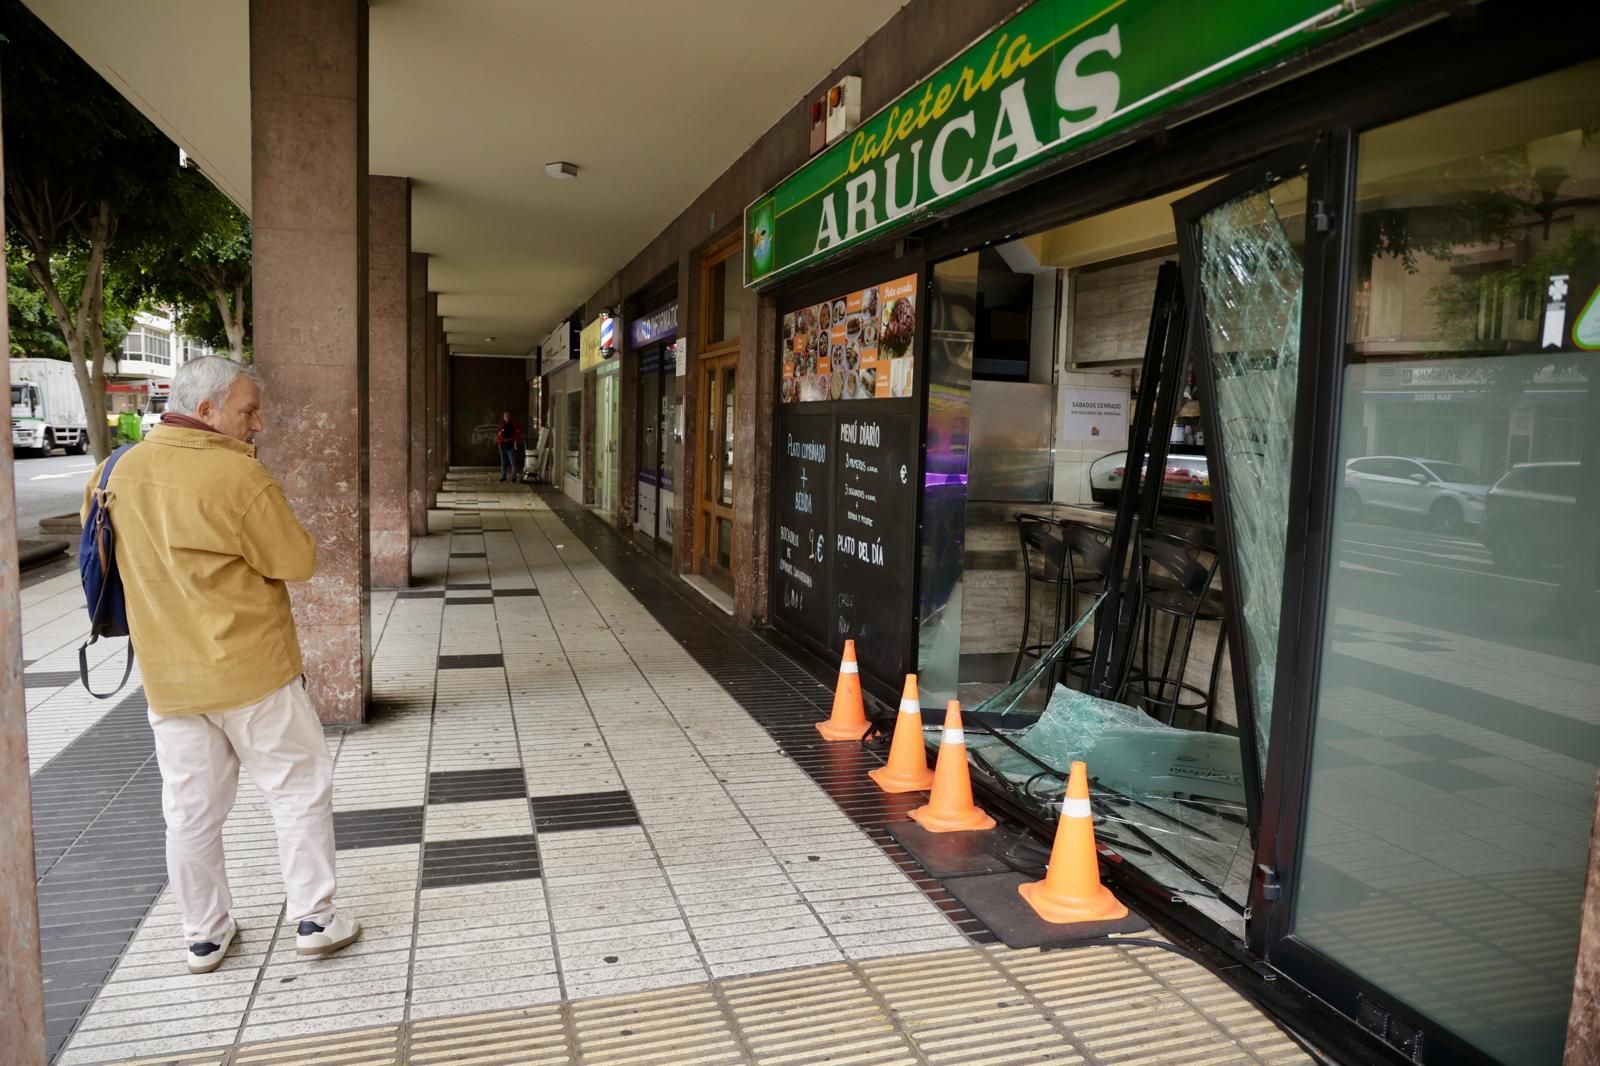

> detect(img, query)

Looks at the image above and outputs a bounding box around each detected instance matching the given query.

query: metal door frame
[1175,128,1507,1066]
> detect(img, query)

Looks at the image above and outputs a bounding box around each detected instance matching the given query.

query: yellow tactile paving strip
[106,942,1313,1066]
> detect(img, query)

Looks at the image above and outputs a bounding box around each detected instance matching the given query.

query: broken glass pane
[964,682,1250,931]
[956,605,1251,931]
[1194,171,1309,776]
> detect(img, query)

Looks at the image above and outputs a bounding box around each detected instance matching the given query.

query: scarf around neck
[160,412,221,434]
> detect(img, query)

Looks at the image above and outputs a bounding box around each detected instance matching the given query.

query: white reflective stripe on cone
[1061,797,1092,818]
[840,661,859,674]
[898,699,919,714]
[942,727,965,745]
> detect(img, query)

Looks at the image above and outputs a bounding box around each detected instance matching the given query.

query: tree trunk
[78,203,114,462]
[21,237,110,460]
[211,280,246,361]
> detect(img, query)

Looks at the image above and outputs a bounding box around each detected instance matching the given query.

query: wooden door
[696,353,737,581]
[692,234,743,585]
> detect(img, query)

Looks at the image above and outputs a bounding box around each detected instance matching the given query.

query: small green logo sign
[749,198,776,282]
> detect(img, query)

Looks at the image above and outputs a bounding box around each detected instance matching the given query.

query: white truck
[10,358,89,456]
[140,381,171,437]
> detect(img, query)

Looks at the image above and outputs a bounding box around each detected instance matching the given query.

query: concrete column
[1568,775,1600,1064]
[0,98,49,1064]
[367,175,410,588]
[407,254,428,536]
[250,0,370,725]
[423,292,438,507]
[732,286,775,625]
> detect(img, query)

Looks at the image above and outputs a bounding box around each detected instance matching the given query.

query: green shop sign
[745,0,1399,286]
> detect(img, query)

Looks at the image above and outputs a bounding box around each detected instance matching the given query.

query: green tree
[7,247,66,358]
[121,168,251,361]
[2,0,185,460]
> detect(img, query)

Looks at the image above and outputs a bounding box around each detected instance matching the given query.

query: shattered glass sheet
[1194,172,1308,776]
[955,606,1251,915]
[965,687,1249,907]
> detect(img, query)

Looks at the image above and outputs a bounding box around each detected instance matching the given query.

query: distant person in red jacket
[497,411,521,482]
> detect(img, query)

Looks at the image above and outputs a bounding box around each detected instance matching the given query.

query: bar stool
[1057,521,1113,689]
[1120,527,1222,725]
[1191,584,1229,732]
[1010,513,1071,687]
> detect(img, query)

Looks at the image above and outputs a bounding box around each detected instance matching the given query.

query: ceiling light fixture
[545,161,579,180]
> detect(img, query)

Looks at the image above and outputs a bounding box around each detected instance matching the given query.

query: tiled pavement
[19,469,1311,1065]
[104,942,1313,1066]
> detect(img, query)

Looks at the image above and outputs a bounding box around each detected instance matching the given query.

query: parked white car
[1342,455,1488,533]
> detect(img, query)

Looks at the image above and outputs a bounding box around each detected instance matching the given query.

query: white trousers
[148,677,338,943]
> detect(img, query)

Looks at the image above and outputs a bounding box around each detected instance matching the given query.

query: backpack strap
[79,642,134,700]
[79,444,137,700]
[87,444,134,627]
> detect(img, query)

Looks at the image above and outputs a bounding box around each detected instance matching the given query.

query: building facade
[555,2,1600,1062]
[104,309,216,417]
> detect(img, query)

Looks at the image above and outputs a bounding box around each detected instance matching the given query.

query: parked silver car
[1480,461,1581,574]
[1342,455,1488,532]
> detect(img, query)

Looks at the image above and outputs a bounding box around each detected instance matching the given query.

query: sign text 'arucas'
[745,0,1403,285]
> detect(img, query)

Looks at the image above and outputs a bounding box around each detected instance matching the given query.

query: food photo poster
[781,275,917,403]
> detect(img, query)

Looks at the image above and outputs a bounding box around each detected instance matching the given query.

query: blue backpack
[79,444,136,698]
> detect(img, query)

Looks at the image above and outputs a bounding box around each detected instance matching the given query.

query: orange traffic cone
[816,639,869,741]
[869,675,935,793]
[1018,761,1128,924]
[909,701,996,832]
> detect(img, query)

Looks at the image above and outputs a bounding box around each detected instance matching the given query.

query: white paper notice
[1061,387,1129,443]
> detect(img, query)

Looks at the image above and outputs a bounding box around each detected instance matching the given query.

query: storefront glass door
[595,368,619,515]
[1261,64,1600,1065]
[635,343,679,553]
[637,347,662,545]
[563,387,582,501]
[1176,151,1315,793]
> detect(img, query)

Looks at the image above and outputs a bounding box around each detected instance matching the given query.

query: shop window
[1296,60,1600,1064]
[706,249,743,347]
[564,390,581,480]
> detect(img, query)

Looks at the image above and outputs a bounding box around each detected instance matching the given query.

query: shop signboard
[830,413,918,683]
[772,408,919,687]
[630,302,678,348]
[745,0,1403,286]
[1575,281,1600,350]
[540,321,574,376]
[782,275,917,403]
[774,415,834,641]
[579,316,605,372]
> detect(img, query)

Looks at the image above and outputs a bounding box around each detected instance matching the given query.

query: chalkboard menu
[832,413,917,685]
[773,414,833,642]
[772,406,919,694]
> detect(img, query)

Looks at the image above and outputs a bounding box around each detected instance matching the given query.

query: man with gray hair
[82,356,360,973]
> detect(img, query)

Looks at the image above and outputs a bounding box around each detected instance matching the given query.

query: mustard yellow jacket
[82,425,316,715]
